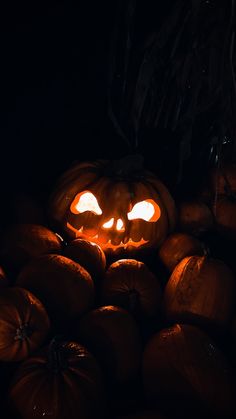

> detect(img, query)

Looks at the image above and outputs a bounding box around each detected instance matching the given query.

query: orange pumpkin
[9,339,106,419]
[48,157,176,255]
[143,324,234,416]
[200,163,236,202]
[158,232,206,273]
[0,223,62,275]
[163,255,235,331]
[101,259,162,318]
[213,195,236,239]
[177,200,213,236]
[0,287,50,362]
[77,305,142,383]
[16,254,94,333]
[199,164,236,238]
[64,238,106,280]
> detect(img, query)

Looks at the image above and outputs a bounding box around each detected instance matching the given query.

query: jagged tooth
[94,234,98,239]
[129,238,132,242]
[78,227,83,233]
[108,239,112,244]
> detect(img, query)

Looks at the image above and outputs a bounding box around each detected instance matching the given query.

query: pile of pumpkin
[0,161,236,419]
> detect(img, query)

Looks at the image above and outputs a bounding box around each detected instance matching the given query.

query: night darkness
[1,2,236,418]
[1,2,116,197]
[1,1,235,207]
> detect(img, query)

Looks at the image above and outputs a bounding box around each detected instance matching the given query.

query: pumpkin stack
[0,158,235,419]
[199,163,236,239]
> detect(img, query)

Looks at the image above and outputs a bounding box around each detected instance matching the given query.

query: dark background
[0,1,180,199]
[1,1,115,197]
[1,1,235,210]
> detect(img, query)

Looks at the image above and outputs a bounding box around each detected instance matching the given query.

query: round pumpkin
[0,223,62,275]
[158,232,206,273]
[177,200,213,236]
[213,195,236,239]
[199,164,236,239]
[101,259,162,318]
[163,255,235,331]
[48,157,176,254]
[9,339,106,419]
[64,238,106,280]
[143,324,234,416]
[16,254,94,333]
[77,305,142,383]
[0,287,50,362]
[201,163,236,201]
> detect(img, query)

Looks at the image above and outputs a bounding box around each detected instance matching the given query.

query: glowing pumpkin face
[48,159,176,254]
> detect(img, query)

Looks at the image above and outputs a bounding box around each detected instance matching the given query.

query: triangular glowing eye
[70,191,102,215]
[102,218,114,228]
[127,199,161,222]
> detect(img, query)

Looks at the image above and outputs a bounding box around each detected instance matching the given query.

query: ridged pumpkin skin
[158,232,206,273]
[0,287,50,362]
[177,201,213,236]
[201,164,236,202]
[0,223,62,275]
[163,256,235,330]
[213,196,236,239]
[64,238,106,279]
[78,305,142,383]
[9,340,106,419]
[101,259,162,318]
[16,254,95,332]
[143,324,234,416]
[48,159,176,254]
[199,164,236,238]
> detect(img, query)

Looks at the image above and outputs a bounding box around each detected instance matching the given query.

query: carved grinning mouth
[66,222,148,250]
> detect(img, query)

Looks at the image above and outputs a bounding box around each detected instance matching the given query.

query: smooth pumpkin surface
[9,340,106,419]
[0,287,50,362]
[16,254,94,332]
[101,259,162,318]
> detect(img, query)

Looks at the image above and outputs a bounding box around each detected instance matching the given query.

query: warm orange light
[116,218,124,231]
[66,221,148,250]
[127,199,161,222]
[102,218,114,229]
[70,191,102,215]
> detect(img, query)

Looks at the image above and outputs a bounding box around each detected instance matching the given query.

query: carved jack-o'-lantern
[48,157,176,254]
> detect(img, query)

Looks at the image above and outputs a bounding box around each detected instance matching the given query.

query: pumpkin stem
[47,337,68,373]
[110,154,144,178]
[14,323,33,341]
